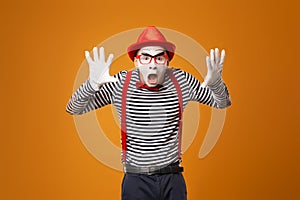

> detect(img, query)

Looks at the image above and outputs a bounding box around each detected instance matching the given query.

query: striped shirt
[66,68,231,167]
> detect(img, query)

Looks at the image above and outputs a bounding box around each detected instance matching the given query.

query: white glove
[85,46,117,90]
[201,48,225,88]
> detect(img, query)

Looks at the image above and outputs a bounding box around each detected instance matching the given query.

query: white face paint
[134,46,168,87]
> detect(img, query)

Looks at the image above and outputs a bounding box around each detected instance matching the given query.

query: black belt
[124,162,184,175]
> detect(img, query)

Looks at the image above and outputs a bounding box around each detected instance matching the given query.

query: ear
[134,57,138,68]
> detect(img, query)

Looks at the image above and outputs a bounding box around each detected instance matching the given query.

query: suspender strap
[121,71,132,162]
[121,70,183,162]
[167,69,183,159]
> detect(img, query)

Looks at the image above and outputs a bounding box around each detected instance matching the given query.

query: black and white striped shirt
[66,68,231,167]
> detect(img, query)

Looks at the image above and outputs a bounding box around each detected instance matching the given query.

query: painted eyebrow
[141,52,165,57]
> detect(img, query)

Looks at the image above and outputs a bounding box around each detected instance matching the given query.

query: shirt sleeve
[66,71,126,115]
[184,70,231,109]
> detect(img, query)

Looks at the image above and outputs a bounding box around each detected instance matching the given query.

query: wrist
[208,76,223,90]
[88,79,101,91]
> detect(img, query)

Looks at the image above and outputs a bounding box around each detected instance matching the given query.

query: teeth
[148,74,157,80]
[148,74,158,84]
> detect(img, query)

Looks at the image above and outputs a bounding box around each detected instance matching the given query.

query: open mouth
[148,74,158,85]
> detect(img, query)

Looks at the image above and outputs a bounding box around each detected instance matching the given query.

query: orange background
[1,0,299,199]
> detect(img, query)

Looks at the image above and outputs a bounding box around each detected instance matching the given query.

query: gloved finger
[93,47,99,61]
[85,51,93,64]
[106,53,114,66]
[210,49,215,67]
[215,48,220,65]
[99,46,105,62]
[220,49,226,66]
[206,56,212,71]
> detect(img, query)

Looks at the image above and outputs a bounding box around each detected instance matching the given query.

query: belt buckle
[146,166,157,175]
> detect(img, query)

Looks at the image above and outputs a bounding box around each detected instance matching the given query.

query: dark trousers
[121,173,187,200]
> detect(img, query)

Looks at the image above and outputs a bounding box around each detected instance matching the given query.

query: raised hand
[201,48,225,88]
[85,46,117,90]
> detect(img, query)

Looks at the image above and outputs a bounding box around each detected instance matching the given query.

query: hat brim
[127,41,176,61]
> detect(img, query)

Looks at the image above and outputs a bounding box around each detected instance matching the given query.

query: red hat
[127,26,176,61]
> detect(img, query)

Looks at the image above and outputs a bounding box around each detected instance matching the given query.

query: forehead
[137,46,166,55]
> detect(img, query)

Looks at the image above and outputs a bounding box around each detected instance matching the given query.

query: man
[66,26,231,200]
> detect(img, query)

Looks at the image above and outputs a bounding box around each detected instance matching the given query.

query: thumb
[200,80,208,88]
[85,51,93,64]
[106,76,117,83]
[106,53,114,66]
[206,56,212,71]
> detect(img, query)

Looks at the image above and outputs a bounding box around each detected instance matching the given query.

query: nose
[149,66,157,70]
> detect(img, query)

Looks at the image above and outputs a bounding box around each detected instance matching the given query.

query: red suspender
[121,70,183,162]
[167,69,183,159]
[121,71,132,162]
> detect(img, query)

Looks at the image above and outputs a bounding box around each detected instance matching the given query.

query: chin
[147,83,158,87]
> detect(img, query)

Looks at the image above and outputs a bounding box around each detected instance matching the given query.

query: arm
[186,48,231,108]
[185,71,231,109]
[66,46,117,115]
[206,76,231,109]
[66,79,113,115]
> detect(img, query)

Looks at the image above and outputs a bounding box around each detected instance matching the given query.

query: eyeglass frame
[135,53,169,65]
